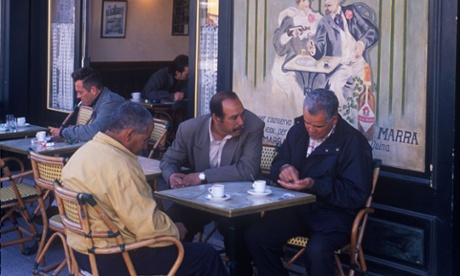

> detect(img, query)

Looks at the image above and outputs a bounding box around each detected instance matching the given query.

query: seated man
[160,91,265,275]
[245,88,373,276]
[61,101,227,275]
[50,67,126,142]
[142,54,189,102]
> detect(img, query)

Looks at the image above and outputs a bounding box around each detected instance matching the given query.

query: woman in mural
[272,0,323,97]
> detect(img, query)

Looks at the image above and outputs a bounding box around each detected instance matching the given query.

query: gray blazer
[61,87,126,142]
[160,109,265,185]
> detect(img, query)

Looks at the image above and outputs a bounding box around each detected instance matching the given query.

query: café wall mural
[232,0,428,172]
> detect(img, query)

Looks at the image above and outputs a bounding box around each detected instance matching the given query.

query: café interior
[1,0,459,275]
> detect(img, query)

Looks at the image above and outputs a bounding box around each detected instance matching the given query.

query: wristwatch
[199,172,207,183]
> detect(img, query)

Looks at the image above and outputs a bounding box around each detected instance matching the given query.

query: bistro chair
[29,151,72,275]
[260,142,279,178]
[283,159,382,275]
[76,105,93,125]
[60,103,93,128]
[53,180,185,276]
[0,157,40,255]
[148,118,170,159]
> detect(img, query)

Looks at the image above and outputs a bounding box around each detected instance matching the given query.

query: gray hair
[108,101,154,134]
[303,89,339,121]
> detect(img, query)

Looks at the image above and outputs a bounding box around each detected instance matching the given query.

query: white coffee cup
[17,117,26,126]
[131,92,141,100]
[208,184,225,198]
[252,180,266,193]
[36,131,46,142]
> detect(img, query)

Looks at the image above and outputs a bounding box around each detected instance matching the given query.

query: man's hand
[278,165,315,190]
[174,222,188,240]
[49,127,62,138]
[173,92,184,101]
[169,173,187,189]
[279,165,299,183]
[182,173,202,186]
[278,177,315,191]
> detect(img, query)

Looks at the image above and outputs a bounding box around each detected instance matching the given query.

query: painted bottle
[358,65,376,140]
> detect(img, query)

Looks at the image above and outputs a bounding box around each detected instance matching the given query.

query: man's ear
[119,128,135,144]
[211,113,221,125]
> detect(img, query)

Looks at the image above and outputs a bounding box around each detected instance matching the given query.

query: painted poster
[232,0,428,172]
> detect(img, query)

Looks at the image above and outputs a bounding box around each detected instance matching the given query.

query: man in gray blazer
[160,91,264,275]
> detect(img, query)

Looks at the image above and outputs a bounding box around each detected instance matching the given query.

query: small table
[0,125,48,141]
[284,55,342,94]
[137,156,165,210]
[155,182,316,275]
[0,137,85,156]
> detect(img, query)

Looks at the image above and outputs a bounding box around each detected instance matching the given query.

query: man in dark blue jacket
[245,88,373,276]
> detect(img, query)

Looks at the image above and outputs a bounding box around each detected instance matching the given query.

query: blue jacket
[271,115,373,233]
[61,87,125,142]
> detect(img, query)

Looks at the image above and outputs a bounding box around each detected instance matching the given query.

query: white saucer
[17,123,30,127]
[247,189,272,197]
[206,194,231,202]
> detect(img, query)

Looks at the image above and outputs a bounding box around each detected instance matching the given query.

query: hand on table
[278,165,315,190]
[49,127,62,138]
[169,173,187,189]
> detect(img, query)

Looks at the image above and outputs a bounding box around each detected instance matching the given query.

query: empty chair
[283,159,382,275]
[53,180,184,276]
[0,157,40,255]
[148,118,170,159]
[29,151,72,275]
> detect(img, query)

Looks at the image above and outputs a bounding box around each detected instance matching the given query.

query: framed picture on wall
[101,0,127,38]
[172,0,189,35]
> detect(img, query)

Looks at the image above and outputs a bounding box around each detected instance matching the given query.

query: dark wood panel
[90,61,171,99]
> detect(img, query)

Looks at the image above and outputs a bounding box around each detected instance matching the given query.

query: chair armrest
[349,207,374,264]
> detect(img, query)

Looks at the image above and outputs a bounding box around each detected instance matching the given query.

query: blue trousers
[245,206,348,276]
[73,242,228,275]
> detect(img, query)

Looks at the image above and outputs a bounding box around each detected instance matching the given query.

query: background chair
[260,142,279,180]
[60,103,93,128]
[148,118,170,159]
[0,157,40,255]
[283,159,382,276]
[53,180,184,276]
[29,151,71,275]
[76,105,93,125]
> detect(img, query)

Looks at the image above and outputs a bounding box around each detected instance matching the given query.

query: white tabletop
[0,137,85,156]
[284,55,342,74]
[155,182,316,218]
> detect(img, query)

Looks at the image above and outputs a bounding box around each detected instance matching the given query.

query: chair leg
[334,253,345,276]
[32,232,72,276]
[283,247,306,269]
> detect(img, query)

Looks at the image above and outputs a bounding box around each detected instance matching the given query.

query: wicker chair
[76,106,93,125]
[260,142,279,177]
[283,159,382,275]
[53,180,184,276]
[0,157,40,255]
[148,118,170,159]
[29,151,72,275]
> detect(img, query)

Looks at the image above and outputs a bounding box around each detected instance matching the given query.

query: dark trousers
[73,242,228,276]
[245,205,348,276]
[167,203,260,276]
